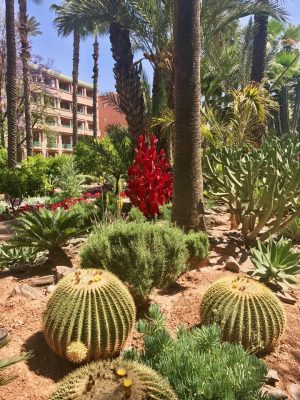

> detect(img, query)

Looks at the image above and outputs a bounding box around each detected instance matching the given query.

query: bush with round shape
[43,269,136,363]
[80,221,192,302]
[48,359,178,400]
[200,275,286,354]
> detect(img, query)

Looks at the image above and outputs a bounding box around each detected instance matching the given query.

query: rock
[10,263,32,273]
[0,327,8,341]
[289,384,300,400]
[20,275,55,287]
[276,292,297,305]
[46,284,56,295]
[266,369,280,386]
[261,386,288,400]
[55,265,74,281]
[214,243,240,256]
[10,284,44,300]
[224,257,240,273]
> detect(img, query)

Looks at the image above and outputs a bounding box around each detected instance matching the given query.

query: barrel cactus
[200,275,286,353]
[43,269,136,363]
[49,359,178,400]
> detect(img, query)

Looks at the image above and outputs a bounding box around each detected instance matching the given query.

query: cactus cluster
[43,269,136,363]
[48,360,178,400]
[200,275,286,353]
[204,138,300,242]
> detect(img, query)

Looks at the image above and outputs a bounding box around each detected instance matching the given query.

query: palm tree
[5,0,18,168]
[18,0,33,157]
[171,0,205,231]
[52,0,145,144]
[92,33,99,137]
[72,29,80,147]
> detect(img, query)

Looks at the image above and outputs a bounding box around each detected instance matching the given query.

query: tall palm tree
[52,0,145,144]
[251,14,269,82]
[18,0,33,157]
[92,33,99,137]
[5,0,18,168]
[171,0,205,231]
[72,29,80,147]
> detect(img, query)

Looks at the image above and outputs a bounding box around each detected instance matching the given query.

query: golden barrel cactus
[48,359,178,400]
[200,275,286,353]
[43,269,136,363]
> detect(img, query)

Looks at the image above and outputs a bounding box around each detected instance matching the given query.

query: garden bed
[0,212,299,400]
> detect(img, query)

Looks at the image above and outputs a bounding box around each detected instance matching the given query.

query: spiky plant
[8,208,82,267]
[283,218,300,242]
[43,269,136,363]
[0,243,45,270]
[49,359,177,400]
[0,338,32,386]
[249,237,300,292]
[200,275,286,354]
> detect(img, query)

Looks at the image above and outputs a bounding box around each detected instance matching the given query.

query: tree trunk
[109,22,144,144]
[92,34,99,138]
[5,0,18,168]
[72,30,80,147]
[250,14,268,83]
[171,0,205,232]
[18,0,33,158]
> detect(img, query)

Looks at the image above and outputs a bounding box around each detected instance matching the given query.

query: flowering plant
[125,133,172,218]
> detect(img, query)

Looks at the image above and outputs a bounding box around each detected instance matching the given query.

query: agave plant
[0,338,32,386]
[8,208,83,267]
[0,244,46,271]
[248,237,300,292]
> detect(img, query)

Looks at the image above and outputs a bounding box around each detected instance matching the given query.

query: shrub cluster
[80,221,193,301]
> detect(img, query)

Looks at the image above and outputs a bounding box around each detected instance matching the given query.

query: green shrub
[123,305,269,400]
[160,203,172,222]
[80,221,189,301]
[249,237,300,292]
[185,231,209,261]
[128,207,146,223]
[69,201,99,229]
[0,244,45,270]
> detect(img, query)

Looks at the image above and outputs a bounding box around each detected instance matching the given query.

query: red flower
[125,133,172,218]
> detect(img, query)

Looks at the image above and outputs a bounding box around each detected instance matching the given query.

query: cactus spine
[48,360,178,400]
[43,269,136,363]
[200,275,286,353]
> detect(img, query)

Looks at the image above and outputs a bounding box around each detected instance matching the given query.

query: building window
[45,116,56,126]
[102,103,107,108]
[47,136,57,148]
[59,81,71,92]
[88,122,93,131]
[77,87,84,96]
[33,132,41,147]
[44,76,56,88]
[86,89,93,98]
[78,121,85,130]
[62,135,72,149]
[77,104,85,113]
[61,117,72,128]
[103,117,108,122]
[60,100,72,111]
[86,106,93,115]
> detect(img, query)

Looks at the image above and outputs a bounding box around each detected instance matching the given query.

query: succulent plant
[0,244,46,270]
[43,269,136,363]
[283,218,300,242]
[200,275,286,354]
[249,237,300,292]
[48,359,178,400]
[204,138,300,242]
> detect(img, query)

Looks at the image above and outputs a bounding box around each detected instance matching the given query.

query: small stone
[289,384,300,400]
[214,243,239,256]
[10,284,44,300]
[224,257,240,273]
[266,369,280,386]
[276,292,297,305]
[10,263,31,273]
[21,275,55,287]
[261,386,288,400]
[46,284,56,295]
[56,266,74,281]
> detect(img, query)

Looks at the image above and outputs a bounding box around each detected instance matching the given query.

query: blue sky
[28,0,300,93]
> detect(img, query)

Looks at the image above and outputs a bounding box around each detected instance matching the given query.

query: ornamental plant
[125,134,172,218]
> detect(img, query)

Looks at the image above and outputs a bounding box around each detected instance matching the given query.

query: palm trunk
[18,0,33,158]
[109,22,144,144]
[171,0,205,231]
[72,30,80,147]
[5,0,17,168]
[250,14,268,83]
[92,34,99,138]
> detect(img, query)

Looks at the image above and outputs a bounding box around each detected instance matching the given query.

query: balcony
[33,141,41,147]
[62,143,72,150]
[47,142,58,149]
